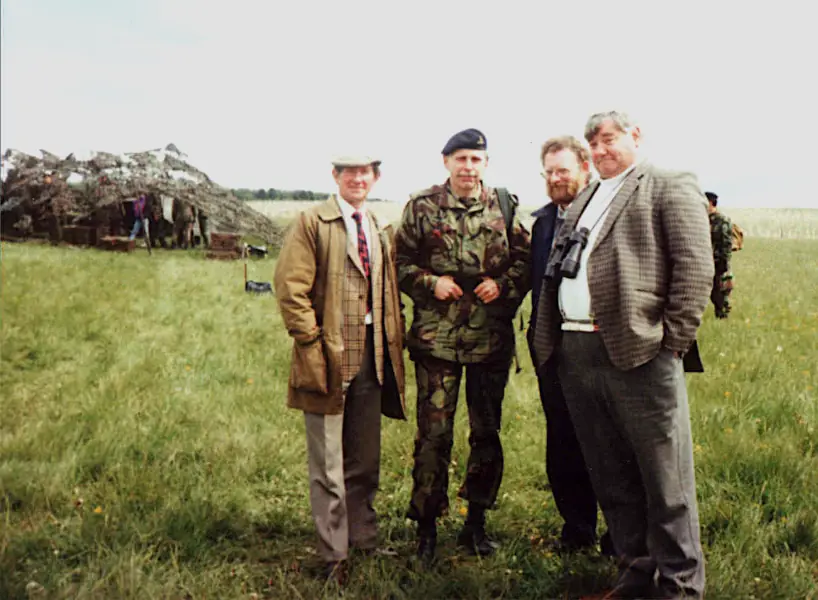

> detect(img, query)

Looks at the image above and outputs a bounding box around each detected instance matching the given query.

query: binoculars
[545,227,591,281]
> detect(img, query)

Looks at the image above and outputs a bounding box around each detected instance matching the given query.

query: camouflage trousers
[407,354,511,521]
[711,271,733,319]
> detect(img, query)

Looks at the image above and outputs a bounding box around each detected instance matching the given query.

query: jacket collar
[589,160,650,252]
[531,202,557,219]
[437,179,488,210]
[318,194,390,233]
[317,195,343,222]
[563,161,649,229]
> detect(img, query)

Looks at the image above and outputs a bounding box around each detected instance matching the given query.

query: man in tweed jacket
[532,112,713,600]
[274,155,406,585]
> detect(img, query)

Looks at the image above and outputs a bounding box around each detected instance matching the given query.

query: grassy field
[1,236,817,599]
[247,200,818,241]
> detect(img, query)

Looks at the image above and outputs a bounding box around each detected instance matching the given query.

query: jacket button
[359,294,365,300]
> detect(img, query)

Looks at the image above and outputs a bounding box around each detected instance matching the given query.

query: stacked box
[62,225,95,246]
[98,236,135,252]
[206,232,242,260]
[205,250,242,260]
[91,226,108,246]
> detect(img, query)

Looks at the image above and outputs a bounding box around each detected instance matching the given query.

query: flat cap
[331,155,381,168]
[441,128,487,155]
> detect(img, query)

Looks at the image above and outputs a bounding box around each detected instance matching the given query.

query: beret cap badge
[441,128,487,156]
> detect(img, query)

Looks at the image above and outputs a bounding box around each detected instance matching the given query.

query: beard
[547,177,581,207]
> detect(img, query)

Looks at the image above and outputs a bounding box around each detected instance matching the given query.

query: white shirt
[337,194,373,324]
[558,164,636,322]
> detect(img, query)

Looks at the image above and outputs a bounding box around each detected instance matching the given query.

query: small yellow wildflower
[93,506,103,514]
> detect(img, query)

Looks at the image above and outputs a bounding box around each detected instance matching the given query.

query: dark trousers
[537,360,598,545]
[304,326,382,562]
[408,355,511,521]
[558,332,705,599]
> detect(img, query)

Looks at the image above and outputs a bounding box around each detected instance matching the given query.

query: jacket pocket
[289,338,328,394]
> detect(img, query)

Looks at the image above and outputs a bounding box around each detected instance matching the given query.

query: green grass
[1,238,817,599]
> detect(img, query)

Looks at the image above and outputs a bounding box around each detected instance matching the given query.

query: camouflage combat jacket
[395,181,531,364]
[710,210,733,275]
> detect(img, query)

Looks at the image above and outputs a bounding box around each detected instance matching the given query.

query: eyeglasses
[541,168,572,180]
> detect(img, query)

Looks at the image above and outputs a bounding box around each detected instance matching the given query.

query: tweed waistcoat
[341,211,385,385]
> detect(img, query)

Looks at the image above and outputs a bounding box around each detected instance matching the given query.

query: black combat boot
[457,505,499,557]
[416,518,437,566]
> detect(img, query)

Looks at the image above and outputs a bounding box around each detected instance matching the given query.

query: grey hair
[584,111,636,142]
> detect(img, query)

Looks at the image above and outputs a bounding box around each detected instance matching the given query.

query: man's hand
[434,275,464,301]
[475,277,501,304]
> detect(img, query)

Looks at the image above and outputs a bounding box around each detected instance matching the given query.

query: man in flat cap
[274,155,406,584]
[395,129,531,563]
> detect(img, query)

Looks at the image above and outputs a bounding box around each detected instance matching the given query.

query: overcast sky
[2,0,816,208]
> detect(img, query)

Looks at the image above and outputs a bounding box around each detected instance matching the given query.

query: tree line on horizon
[232,188,387,202]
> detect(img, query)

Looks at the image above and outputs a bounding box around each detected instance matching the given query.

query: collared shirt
[552,204,567,251]
[336,194,373,324]
[447,180,483,203]
[559,163,636,322]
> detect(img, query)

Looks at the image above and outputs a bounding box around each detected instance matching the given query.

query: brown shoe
[322,560,348,586]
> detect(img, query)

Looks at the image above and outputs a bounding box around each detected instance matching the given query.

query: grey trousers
[558,332,705,599]
[304,326,382,563]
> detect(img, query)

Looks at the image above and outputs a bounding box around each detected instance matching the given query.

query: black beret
[441,128,487,156]
[704,191,718,203]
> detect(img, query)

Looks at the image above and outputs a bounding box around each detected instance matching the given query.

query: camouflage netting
[0,143,285,246]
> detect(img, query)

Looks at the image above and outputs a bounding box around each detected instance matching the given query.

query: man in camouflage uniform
[172,197,195,249]
[395,128,531,563]
[705,191,733,319]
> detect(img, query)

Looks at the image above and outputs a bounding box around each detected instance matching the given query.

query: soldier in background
[147,192,168,249]
[705,191,734,319]
[172,197,195,249]
[197,206,209,248]
[395,128,531,563]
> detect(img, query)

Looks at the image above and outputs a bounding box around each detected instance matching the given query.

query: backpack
[494,187,524,372]
[731,223,744,251]
[495,187,516,240]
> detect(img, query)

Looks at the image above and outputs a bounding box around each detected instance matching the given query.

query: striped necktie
[351,211,370,279]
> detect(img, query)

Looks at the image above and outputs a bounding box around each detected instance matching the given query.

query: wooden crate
[205,249,242,261]
[62,225,95,246]
[209,232,240,252]
[98,236,135,252]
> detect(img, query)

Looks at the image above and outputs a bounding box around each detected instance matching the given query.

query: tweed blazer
[532,161,714,371]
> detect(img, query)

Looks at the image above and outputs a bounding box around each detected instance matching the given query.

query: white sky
[2,0,816,208]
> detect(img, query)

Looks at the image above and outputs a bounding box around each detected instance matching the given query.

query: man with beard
[532,111,712,599]
[527,136,612,555]
[395,128,531,563]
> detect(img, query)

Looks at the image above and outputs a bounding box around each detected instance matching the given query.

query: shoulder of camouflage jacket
[710,211,732,228]
[409,185,445,201]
